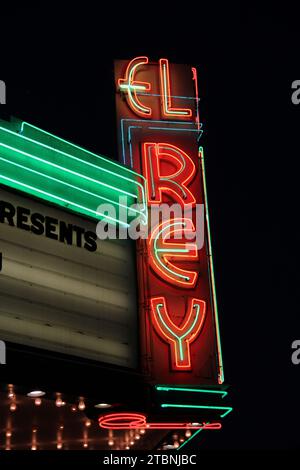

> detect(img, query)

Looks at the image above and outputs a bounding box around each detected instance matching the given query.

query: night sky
[1,4,300,451]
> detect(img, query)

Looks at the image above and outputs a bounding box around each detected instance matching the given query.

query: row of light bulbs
[7,385,86,411]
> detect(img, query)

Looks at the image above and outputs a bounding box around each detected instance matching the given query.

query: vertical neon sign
[115,58,224,384]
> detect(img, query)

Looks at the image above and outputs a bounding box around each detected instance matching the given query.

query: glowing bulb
[10,403,17,412]
[35,397,42,406]
[140,429,146,434]
[83,442,88,448]
[125,445,130,450]
[173,441,179,448]
[185,430,191,438]
[130,440,134,445]
[71,405,77,412]
[180,438,184,443]
[85,420,91,427]
[55,394,63,407]
[57,443,63,449]
[59,425,64,430]
[108,439,114,446]
[135,434,140,440]
[78,398,85,411]
[8,385,14,399]
[6,431,12,438]
[33,428,37,433]
[31,445,37,451]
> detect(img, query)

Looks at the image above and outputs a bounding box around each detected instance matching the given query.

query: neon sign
[99,413,221,430]
[115,57,224,384]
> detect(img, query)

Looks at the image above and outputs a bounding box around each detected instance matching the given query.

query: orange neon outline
[98,413,220,430]
[149,218,198,288]
[159,58,192,118]
[142,142,196,206]
[150,296,206,369]
[118,56,152,117]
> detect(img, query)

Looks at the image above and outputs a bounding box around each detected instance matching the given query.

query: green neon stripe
[156,303,200,362]
[0,155,141,216]
[161,403,233,418]
[10,122,148,225]
[154,221,190,282]
[177,428,204,450]
[199,146,224,383]
[0,174,129,227]
[0,128,138,199]
[119,84,147,91]
[155,385,227,399]
[20,122,145,180]
[0,121,149,225]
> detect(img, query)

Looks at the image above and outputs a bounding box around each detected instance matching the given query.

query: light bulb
[83,442,88,448]
[185,430,191,438]
[6,431,12,438]
[78,398,85,411]
[35,397,42,406]
[31,445,37,451]
[10,402,17,412]
[140,429,146,434]
[108,439,114,446]
[173,441,179,448]
[55,394,63,407]
[57,443,63,449]
[85,420,91,427]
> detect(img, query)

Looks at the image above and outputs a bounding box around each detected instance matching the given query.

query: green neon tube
[155,385,227,399]
[199,146,224,383]
[0,121,147,226]
[161,403,233,418]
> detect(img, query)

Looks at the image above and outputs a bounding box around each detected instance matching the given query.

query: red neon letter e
[143,142,196,206]
[150,297,206,369]
[118,57,152,117]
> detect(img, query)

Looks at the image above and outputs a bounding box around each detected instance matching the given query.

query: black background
[1,3,300,451]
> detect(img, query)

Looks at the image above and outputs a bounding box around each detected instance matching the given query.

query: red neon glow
[159,58,192,118]
[150,297,206,369]
[118,57,152,117]
[192,67,200,130]
[99,413,221,430]
[142,142,196,206]
[149,218,198,288]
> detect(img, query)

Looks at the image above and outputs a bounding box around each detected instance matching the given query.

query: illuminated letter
[118,57,152,117]
[149,218,198,288]
[150,297,206,369]
[159,59,192,118]
[143,143,196,206]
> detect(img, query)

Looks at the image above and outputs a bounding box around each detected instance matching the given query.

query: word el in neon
[118,58,193,119]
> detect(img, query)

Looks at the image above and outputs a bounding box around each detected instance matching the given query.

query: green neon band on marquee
[155,385,228,398]
[0,120,147,226]
[161,403,233,418]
